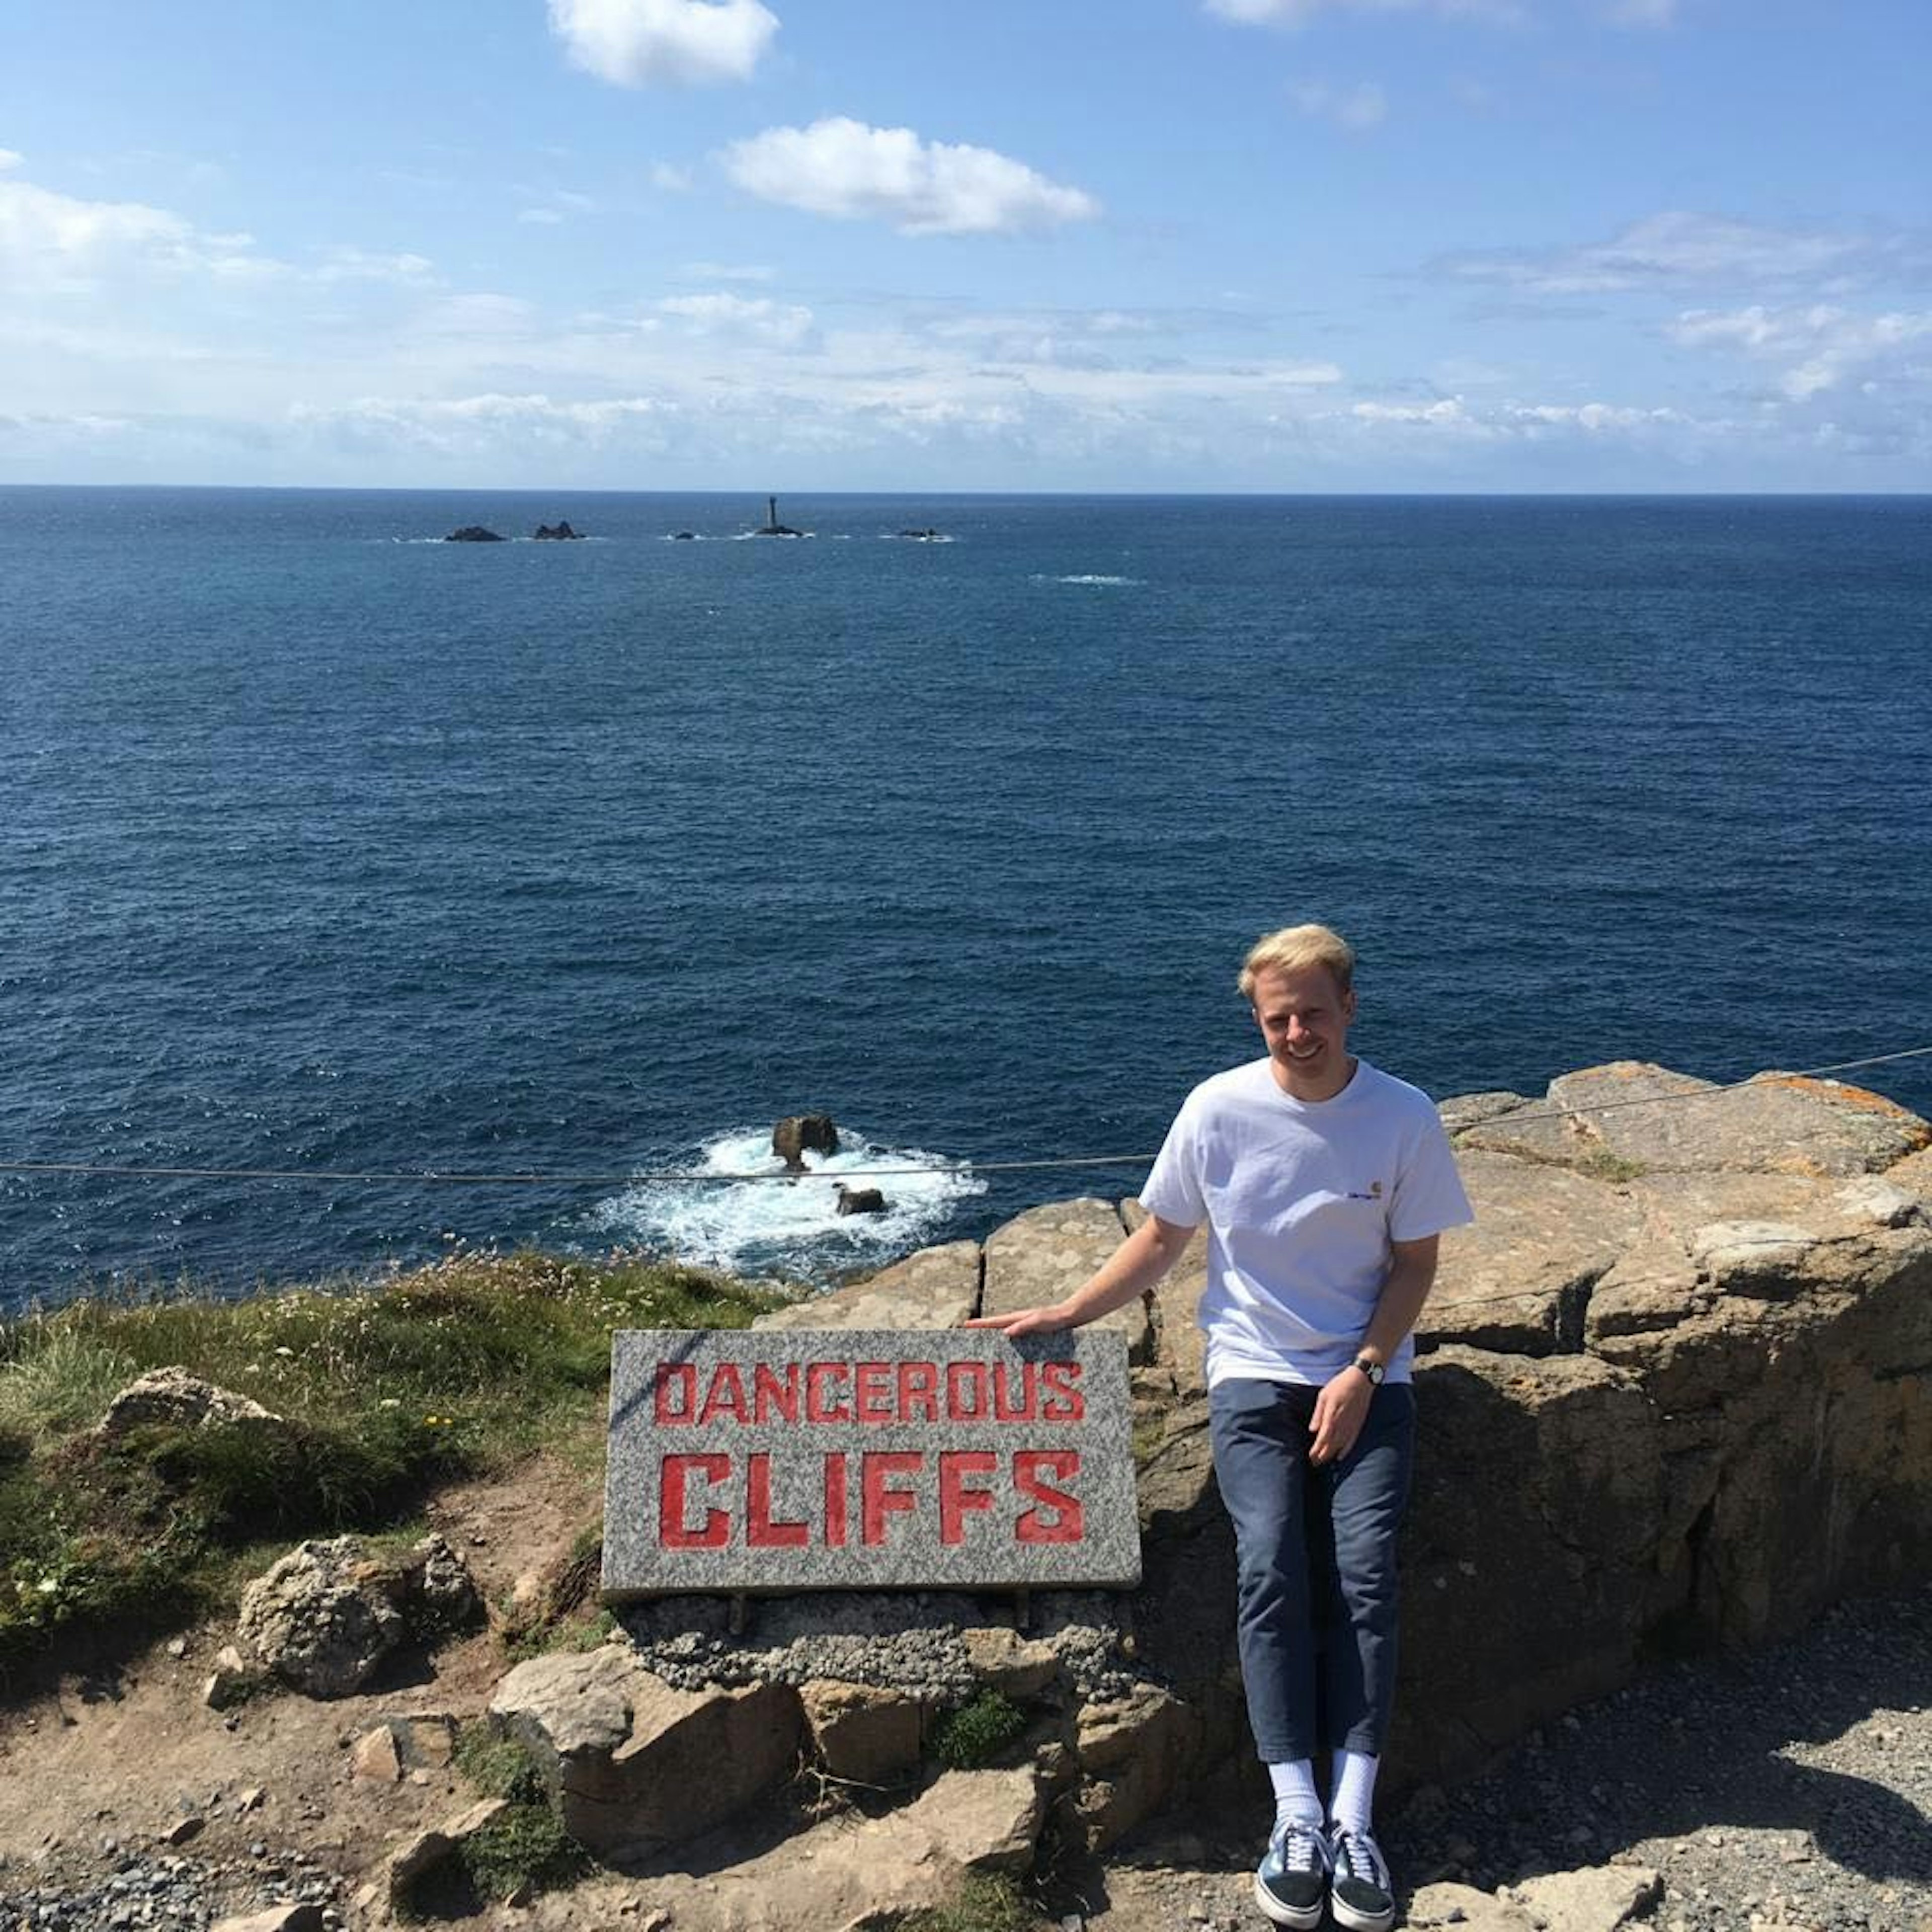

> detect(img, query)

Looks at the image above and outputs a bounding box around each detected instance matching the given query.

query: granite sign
[602,1329,1142,1597]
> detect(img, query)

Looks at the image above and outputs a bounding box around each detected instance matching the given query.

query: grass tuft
[895,1873,1041,1932]
[453,1722,549,1804]
[1575,1148,1649,1183]
[931,1689,1027,1770]
[0,1249,781,1670]
[458,1804,589,1903]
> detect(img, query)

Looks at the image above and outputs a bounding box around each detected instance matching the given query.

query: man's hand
[963,1302,1077,1337]
[1308,1363,1373,1466]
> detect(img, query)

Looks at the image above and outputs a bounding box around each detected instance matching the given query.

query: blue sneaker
[1328,1824,1396,1932]
[1253,1817,1331,1929]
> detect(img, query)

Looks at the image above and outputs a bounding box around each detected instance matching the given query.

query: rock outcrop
[97,1367,281,1438]
[772,1112,839,1171]
[233,1534,481,1698]
[439,1061,1932,1907]
[442,526,504,542]
[982,1196,1156,1362]
[1129,1061,1932,1786]
[533,521,583,540]
[754,1239,980,1333]
[744,1061,1932,1815]
[488,1646,800,1858]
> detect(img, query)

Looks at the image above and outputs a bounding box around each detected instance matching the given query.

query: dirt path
[2,1448,1924,1932]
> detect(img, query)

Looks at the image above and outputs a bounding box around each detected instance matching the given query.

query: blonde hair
[1237,923,1356,1001]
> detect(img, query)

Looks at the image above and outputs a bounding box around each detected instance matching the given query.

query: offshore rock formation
[772,1112,839,1171]
[751,495,801,536]
[441,526,503,543]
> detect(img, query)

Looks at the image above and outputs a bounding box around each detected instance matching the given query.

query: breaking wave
[583,1128,986,1285]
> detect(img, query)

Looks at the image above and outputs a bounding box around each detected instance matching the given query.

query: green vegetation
[0,1248,779,1669]
[500,1518,612,1661]
[435,1722,588,1910]
[452,1720,549,1804]
[931,1689,1027,1769]
[457,1803,590,1904]
[895,1874,1042,1932]
[1575,1148,1649,1184]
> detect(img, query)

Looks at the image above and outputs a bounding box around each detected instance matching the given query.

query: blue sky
[2,0,1925,490]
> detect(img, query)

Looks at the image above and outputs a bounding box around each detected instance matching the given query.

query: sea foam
[585,1128,986,1284]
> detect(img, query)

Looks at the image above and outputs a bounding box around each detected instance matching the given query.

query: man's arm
[963,1213,1196,1337]
[1308,1233,1439,1465]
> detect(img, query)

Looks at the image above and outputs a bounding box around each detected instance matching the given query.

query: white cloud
[392,293,541,345]
[912,303,1271,370]
[720,117,1099,236]
[1206,0,1525,27]
[0,175,277,292]
[1437,211,1919,296]
[1352,397,1484,429]
[515,187,597,225]
[1216,0,1674,24]
[1668,303,1932,399]
[1505,400,1689,429]
[548,0,777,87]
[1287,79,1388,129]
[0,150,23,172]
[291,390,673,450]
[310,246,437,285]
[1343,393,1697,441]
[677,260,774,282]
[657,290,817,346]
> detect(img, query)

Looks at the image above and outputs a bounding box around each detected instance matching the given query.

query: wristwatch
[1352,1354,1386,1386]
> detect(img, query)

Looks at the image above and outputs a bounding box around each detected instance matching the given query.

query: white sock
[1267,1758,1323,1831]
[1329,1748,1379,1838]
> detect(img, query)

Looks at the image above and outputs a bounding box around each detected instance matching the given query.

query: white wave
[585,1127,986,1283]
[1036,572,1140,586]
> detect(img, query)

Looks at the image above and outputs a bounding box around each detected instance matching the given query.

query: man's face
[1251,963,1357,1100]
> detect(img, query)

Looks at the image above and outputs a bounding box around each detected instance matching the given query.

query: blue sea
[2,488,1928,1309]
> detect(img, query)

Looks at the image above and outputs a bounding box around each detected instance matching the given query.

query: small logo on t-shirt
[1344,1180,1385,1201]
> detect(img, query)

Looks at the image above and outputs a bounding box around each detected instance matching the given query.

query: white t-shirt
[1139,1056,1474,1389]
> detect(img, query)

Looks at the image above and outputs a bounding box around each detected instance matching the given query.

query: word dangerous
[654,1355,1085,1427]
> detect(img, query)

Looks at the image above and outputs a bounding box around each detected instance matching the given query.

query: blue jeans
[1208,1376,1416,1763]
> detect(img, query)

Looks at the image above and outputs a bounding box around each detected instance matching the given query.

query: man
[970,923,1472,1931]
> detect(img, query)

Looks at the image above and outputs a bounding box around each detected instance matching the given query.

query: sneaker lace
[1275,1819,1327,1871]
[1332,1827,1388,1889]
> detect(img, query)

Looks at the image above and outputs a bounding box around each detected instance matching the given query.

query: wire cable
[0,1044,1925,1190]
